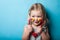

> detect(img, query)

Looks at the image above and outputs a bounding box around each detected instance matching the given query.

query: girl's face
[30,10,43,26]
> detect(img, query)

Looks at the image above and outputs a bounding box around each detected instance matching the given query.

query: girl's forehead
[30,10,43,16]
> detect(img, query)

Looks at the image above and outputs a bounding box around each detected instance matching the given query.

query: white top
[30,26,47,40]
[30,34,41,40]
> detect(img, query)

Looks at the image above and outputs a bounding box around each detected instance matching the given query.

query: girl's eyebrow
[37,16,42,17]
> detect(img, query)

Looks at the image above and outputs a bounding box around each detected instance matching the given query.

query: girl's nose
[34,17,38,21]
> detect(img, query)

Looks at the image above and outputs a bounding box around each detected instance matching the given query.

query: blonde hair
[28,3,48,24]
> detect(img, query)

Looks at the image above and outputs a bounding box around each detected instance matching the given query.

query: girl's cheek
[38,18,42,22]
[31,18,43,22]
[31,18,35,22]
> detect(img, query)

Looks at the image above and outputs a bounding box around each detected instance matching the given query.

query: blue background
[0,0,60,40]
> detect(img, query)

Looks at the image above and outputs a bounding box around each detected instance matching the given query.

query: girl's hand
[22,25,33,40]
[24,25,33,33]
[41,28,50,40]
[25,17,33,33]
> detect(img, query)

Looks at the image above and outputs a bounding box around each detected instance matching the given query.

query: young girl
[22,3,50,40]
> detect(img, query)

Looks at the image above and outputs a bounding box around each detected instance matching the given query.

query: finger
[28,25,32,28]
[28,18,32,25]
[38,19,44,27]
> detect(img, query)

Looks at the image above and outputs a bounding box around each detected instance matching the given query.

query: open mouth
[35,21,39,23]
[34,22,40,26]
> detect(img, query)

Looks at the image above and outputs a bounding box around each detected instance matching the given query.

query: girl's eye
[37,16,41,17]
[32,16,35,17]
